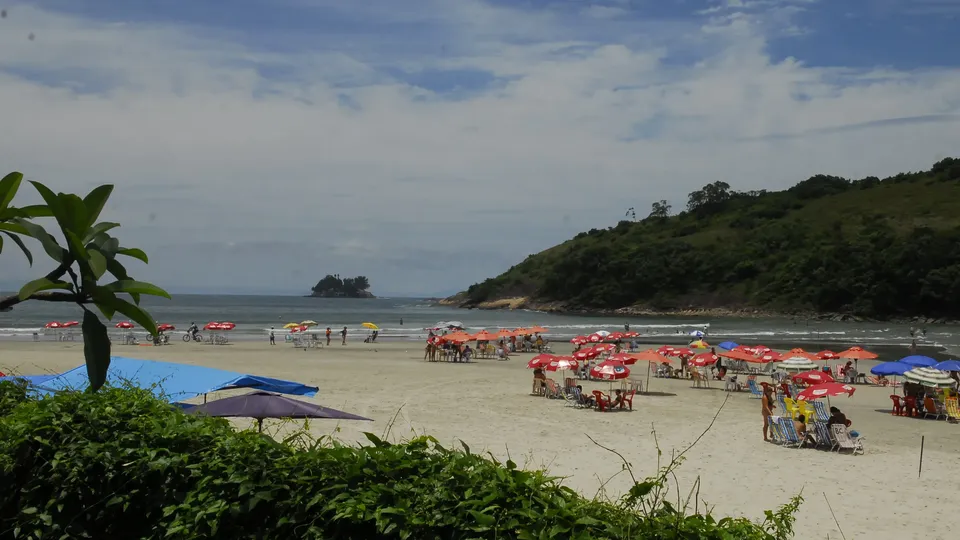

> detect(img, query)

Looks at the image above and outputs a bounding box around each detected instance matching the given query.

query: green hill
[455,158,960,320]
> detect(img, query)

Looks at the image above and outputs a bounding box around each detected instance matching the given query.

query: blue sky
[1,0,959,296]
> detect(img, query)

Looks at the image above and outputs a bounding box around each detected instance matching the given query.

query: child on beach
[325,327,332,346]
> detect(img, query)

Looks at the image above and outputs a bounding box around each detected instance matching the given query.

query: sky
[1,0,959,297]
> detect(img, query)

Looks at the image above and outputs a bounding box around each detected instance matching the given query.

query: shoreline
[437,296,959,325]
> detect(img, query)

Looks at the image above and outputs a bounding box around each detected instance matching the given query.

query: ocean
[2,294,959,357]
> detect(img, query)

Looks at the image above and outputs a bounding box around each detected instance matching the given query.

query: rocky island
[308,274,375,298]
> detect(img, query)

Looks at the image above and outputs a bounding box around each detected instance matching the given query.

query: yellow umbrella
[362,322,379,330]
[300,320,318,327]
[690,340,709,349]
[283,323,300,329]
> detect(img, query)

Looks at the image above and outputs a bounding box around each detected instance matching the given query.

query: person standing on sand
[269,327,275,346]
[341,326,348,345]
[325,327,332,346]
[762,385,775,441]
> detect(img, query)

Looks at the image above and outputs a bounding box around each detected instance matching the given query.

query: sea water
[1,295,958,356]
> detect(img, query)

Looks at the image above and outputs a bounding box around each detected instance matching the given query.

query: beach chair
[768,416,785,444]
[621,388,636,411]
[794,400,815,423]
[783,397,799,420]
[561,387,579,408]
[866,376,888,386]
[543,379,562,399]
[813,421,837,451]
[889,395,903,416]
[945,397,960,422]
[777,417,803,448]
[831,424,864,455]
[923,396,946,420]
[593,390,612,412]
[747,379,763,398]
[811,400,830,422]
[776,394,787,415]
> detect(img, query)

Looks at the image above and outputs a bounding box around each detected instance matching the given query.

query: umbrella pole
[203,393,207,404]
[645,361,651,395]
[257,418,263,433]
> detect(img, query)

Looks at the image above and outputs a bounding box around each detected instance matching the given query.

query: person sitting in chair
[611,389,625,409]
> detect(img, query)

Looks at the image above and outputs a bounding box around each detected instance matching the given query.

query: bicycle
[182,332,203,343]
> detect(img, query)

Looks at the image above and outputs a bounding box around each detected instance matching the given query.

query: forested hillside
[458,158,960,319]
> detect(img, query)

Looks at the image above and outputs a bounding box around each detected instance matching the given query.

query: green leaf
[94,292,157,335]
[84,221,120,243]
[58,193,89,235]
[117,247,148,263]
[82,310,111,392]
[29,181,69,231]
[0,171,23,214]
[17,219,66,262]
[103,280,171,299]
[0,221,30,235]
[467,510,496,527]
[18,278,72,300]
[82,185,114,232]
[64,230,90,261]
[88,250,108,280]
[18,204,53,218]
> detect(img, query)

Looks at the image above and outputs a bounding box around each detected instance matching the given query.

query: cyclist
[188,322,199,341]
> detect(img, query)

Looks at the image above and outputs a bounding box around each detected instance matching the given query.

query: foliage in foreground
[0,383,800,539]
[463,158,960,318]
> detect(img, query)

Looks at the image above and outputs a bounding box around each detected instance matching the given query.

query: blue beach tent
[7,357,318,402]
[718,341,739,351]
[870,362,912,376]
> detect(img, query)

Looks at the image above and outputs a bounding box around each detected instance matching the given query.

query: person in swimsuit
[762,385,776,441]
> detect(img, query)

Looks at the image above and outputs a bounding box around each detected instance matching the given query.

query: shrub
[0,385,801,539]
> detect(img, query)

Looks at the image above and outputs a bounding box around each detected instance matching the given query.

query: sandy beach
[2,339,958,539]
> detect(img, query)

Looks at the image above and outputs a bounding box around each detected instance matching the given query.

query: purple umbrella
[184,391,372,432]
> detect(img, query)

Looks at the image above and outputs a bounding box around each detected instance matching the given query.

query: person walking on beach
[341,326,348,345]
[325,327,331,346]
[269,327,275,346]
[762,385,775,442]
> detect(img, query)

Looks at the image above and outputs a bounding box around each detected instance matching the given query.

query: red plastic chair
[593,390,611,412]
[889,395,903,416]
[621,388,636,410]
[904,396,918,417]
[779,383,791,398]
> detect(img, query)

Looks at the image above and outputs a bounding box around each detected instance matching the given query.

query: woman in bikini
[762,385,776,441]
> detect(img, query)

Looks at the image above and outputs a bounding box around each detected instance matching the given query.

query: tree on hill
[686,181,731,215]
[647,200,671,220]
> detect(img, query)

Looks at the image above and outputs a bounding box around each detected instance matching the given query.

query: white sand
[3,339,958,539]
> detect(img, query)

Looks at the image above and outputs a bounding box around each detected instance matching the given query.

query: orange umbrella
[837,346,878,360]
[717,349,757,362]
[442,332,471,343]
[528,326,548,334]
[496,329,516,338]
[781,348,818,361]
[514,327,529,335]
[473,331,498,341]
[632,349,672,363]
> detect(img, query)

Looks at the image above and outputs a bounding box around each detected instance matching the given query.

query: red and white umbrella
[606,332,626,341]
[204,322,221,331]
[608,353,638,365]
[44,321,62,329]
[157,323,176,332]
[527,354,556,369]
[219,322,236,331]
[657,345,675,355]
[792,370,835,385]
[115,321,134,329]
[587,333,604,343]
[758,351,781,363]
[690,352,719,367]
[591,343,616,353]
[570,336,589,345]
[590,360,630,381]
[545,357,579,372]
[817,350,839,360]
[61,321,79,328]
[573,349,601,361]
[669,347,693,357]
[624,331,639,338]
[796,382,855,401]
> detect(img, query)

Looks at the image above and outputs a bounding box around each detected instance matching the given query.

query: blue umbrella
[933,360,960,372]
[870,362,912,376]
[718,341,739,351]
[899,355,937,368]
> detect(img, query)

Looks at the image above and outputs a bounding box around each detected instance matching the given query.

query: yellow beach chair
[783,397,799,420]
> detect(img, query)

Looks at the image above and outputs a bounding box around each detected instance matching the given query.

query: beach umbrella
[669,347,693,357]
[570,335,588,345]
[185,391,372,433]
[796,383,856,401]
[61,321,79,328]
[220,322,236,330]
[606,332,626,341]
[631,349,670,363]
[590,360,630,381]
[301,320,319,327]
[779,357,819,372]
[903,367,955,388]
[573,348,601,361]
[718,349,756,362]
[495,329,515,338]
[587,334,604,343]
[283,322,299,329]
[544,357,579,372]
[899,355,937,368]
[624,331,639,338]
[792,370,835,385]
[361,322,378,330]
[474,331,498,342]
[689,340,709,349]
[527,354,556,369]
[594,330,611,337]
[115,321,134,329]
[44,321,62,329]
[817,350,839,360]
[690,352,719,367]
[442,332,471,343]
[781,348,817,361]
[933,360,960,372]
[718,341,739,351]
[528,326,548,334]
[514,328,529,335]
[608,353,638,365]
[591,343,616,353]
[157,324,176,332]
[204,322,221,330]
[870,362,912,376]
[837,346,878,360]
[657,345,676,355]
[758,351,781,363]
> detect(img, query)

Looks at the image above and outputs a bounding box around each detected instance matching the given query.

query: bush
[0,385,801,539]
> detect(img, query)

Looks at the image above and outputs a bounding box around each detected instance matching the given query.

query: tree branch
[0,259,79,311]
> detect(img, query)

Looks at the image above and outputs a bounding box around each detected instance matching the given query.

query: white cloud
[1,1,959,295]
